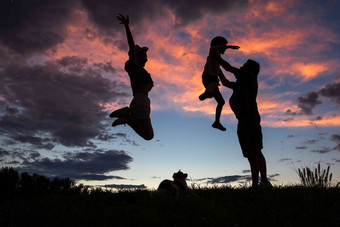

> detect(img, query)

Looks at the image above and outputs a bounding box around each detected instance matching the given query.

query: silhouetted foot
[199,92,214,101]
[212,122,226,131]
[109,107,130,118]
[259,181,272,188]
[112,118,127,127]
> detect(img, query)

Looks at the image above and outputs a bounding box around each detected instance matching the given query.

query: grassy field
[1,186,340,226]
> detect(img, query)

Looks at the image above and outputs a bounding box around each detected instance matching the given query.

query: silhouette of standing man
[217,57,272,188]
[110,14,154,140]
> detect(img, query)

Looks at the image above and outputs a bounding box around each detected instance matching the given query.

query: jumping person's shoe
[112,118,127,127]
[199,91,214,101]
[212,122,226,131]
[109,107,130,118]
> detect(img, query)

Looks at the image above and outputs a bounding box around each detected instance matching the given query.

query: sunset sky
[1,0,339,189]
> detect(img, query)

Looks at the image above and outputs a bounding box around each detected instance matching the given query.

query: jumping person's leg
[109,106,130,118]
[122,93,154,140]
[126,117,154,140]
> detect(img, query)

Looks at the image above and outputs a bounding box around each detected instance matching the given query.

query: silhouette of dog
[150,170,199,198]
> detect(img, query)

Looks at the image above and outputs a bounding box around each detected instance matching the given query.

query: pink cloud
[42,2,340,127]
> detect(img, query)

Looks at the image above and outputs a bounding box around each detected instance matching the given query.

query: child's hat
[210,36,228,46]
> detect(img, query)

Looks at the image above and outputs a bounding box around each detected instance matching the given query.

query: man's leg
[247,154,259,187]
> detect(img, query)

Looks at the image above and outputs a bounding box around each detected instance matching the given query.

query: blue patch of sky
[158,48,175,63]
[176,31,191,42]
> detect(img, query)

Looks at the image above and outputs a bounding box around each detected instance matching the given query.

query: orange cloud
[45,7,340,128]
[292,62,329,80]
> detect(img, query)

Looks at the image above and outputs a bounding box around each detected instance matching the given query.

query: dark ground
[1,186,340,226]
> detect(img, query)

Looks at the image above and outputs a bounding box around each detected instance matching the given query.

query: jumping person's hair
[210,36,228,47]
[246,59,260,76]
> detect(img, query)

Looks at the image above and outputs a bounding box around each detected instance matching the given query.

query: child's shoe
[212,122,226,131]
[112,118,127,127]
[109,107,130,118]
[199,91,214,101]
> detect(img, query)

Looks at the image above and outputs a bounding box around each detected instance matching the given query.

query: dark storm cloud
[162,0,249,25]
[287,82,340,116]
[62,174,125,181]
[0,0,250,55]
[81,0,161,32]
[58,56,116,74]
[330,134,340,142]
[0,0,77,54]
[278,158,292,162]
[12,135,55,150]
[57,56,88,73]
[81,0,249,32]
[304,139,318,145]
[296,92,321,115]
[196,175,252,184]
[330,134,340,151]
[18,150,133,181]
[96,184,146,189]
[295,146,307,150]
[0,61,128,147]
[196,174,280,184]
[319,82,340,104]
[0,148,10,158]
[97,132,127,141]
[311,147,333,154]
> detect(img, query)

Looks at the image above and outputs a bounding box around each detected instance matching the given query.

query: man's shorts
[129,93,151,119]
[237,114,263,158]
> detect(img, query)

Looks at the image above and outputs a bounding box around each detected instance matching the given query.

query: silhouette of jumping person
[199,36,239,131]
[216,57,272,188]
[110,14,154,140]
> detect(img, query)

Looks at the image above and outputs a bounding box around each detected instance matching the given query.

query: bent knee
[143,132,154,141]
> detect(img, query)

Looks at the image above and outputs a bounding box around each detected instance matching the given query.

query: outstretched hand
[117,14,129,26]
[227,45,240,50]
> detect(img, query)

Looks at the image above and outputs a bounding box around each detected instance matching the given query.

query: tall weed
[297,163,333,187]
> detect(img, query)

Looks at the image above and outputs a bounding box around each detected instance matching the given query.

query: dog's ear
[184,173,188,178]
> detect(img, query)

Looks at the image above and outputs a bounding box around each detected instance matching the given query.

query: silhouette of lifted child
[199,36,239,131]
[217,56,272,188]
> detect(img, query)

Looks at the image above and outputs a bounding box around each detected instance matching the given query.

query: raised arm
[117,14,135,58]
[217,56,240,76]
[218,69,236,89]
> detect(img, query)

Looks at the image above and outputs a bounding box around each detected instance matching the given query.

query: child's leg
[205,82,218,94]
[199,82,218,101]
[213,88,225,123]
[211,88,226,131]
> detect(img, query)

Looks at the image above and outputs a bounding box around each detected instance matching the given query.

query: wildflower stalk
[296,163,333,187]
